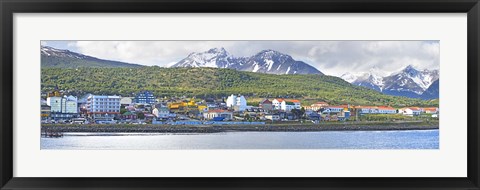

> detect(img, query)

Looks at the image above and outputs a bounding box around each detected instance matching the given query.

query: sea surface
[41,129,439,150]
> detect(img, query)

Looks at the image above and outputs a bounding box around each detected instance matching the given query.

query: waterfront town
[40,88,439,126]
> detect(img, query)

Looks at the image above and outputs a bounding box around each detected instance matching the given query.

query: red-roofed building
[272,98,301,111]
[272,98,284,110]
[304,102,330,111]
[422,107,439,114]
[259,99,273,111]
[377,106,397,114]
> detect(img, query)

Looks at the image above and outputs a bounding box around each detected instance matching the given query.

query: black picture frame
[1,0,479,189]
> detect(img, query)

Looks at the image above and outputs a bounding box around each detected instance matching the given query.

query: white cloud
[68,41,439,77]
[40,41,47,46]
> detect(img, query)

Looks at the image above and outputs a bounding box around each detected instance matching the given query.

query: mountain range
[171,48,323,75]
[341,65,439,100]
[420,79,439,100]
[41,45,439,100]
[41,46,143,68]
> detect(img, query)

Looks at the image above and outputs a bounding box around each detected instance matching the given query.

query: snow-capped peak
[340,72,358,83]
[343,65,439,98]
[41,45,87,59]
[342,67,386,90]
[398,65,438,91]
[368,66,387,77]
[206,47,227,54]
[402,65,421,77]
[171,47,234,68]
[254,49,292,60]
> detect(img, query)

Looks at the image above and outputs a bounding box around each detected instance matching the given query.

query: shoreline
[42,121,439,133]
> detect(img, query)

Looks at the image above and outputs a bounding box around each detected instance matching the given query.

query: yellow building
[167,99,202,113]
[47,90,62,97]
[187,99,196,106]
[198,105,207,112]
[47,85,62,97]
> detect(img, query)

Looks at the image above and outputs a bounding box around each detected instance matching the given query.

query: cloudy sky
[42,40,439,77]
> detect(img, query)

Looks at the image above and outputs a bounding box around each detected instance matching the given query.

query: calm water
[41,129,439,150]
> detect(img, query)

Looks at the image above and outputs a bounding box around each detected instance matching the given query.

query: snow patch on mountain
[285,66,291,74]
[266,59,274,71]
[253,63,260,72]
[340,72,358,83]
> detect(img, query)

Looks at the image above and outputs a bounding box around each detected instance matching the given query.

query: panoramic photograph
[40,40,440,149]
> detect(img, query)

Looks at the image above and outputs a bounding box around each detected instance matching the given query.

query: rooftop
[208,109,231,113]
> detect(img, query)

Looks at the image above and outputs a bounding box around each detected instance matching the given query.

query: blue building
[134,91,156,104]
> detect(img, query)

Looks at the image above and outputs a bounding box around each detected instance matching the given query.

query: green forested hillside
[41,67,437,107]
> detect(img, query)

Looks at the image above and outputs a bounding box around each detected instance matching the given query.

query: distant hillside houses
[40,88,439,125]
[303,102,439,118]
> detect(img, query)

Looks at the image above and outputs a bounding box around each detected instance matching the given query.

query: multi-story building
[226,94,247,111]
[272,99,301,111]
[46,95,78,120]
[86,95,121,120]
[134,91,156,104]
[272,99,283,110]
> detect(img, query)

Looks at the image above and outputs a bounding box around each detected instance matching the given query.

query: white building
[152,107,170,118]
[203,110,233,120]
[86,95,121,120]
[272,99,282,110]
[226,94,247,111]
[356,107,377,114]
[47,95,78,114]
[399,107,421,116]
[120,97,133,106]
[377,106,397,114]
[265,114,280,121]
[303,102,329,111]
[47,95,78,120]
[272,99,301,111]
[322,106,347,113]
[354,106,397,115]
